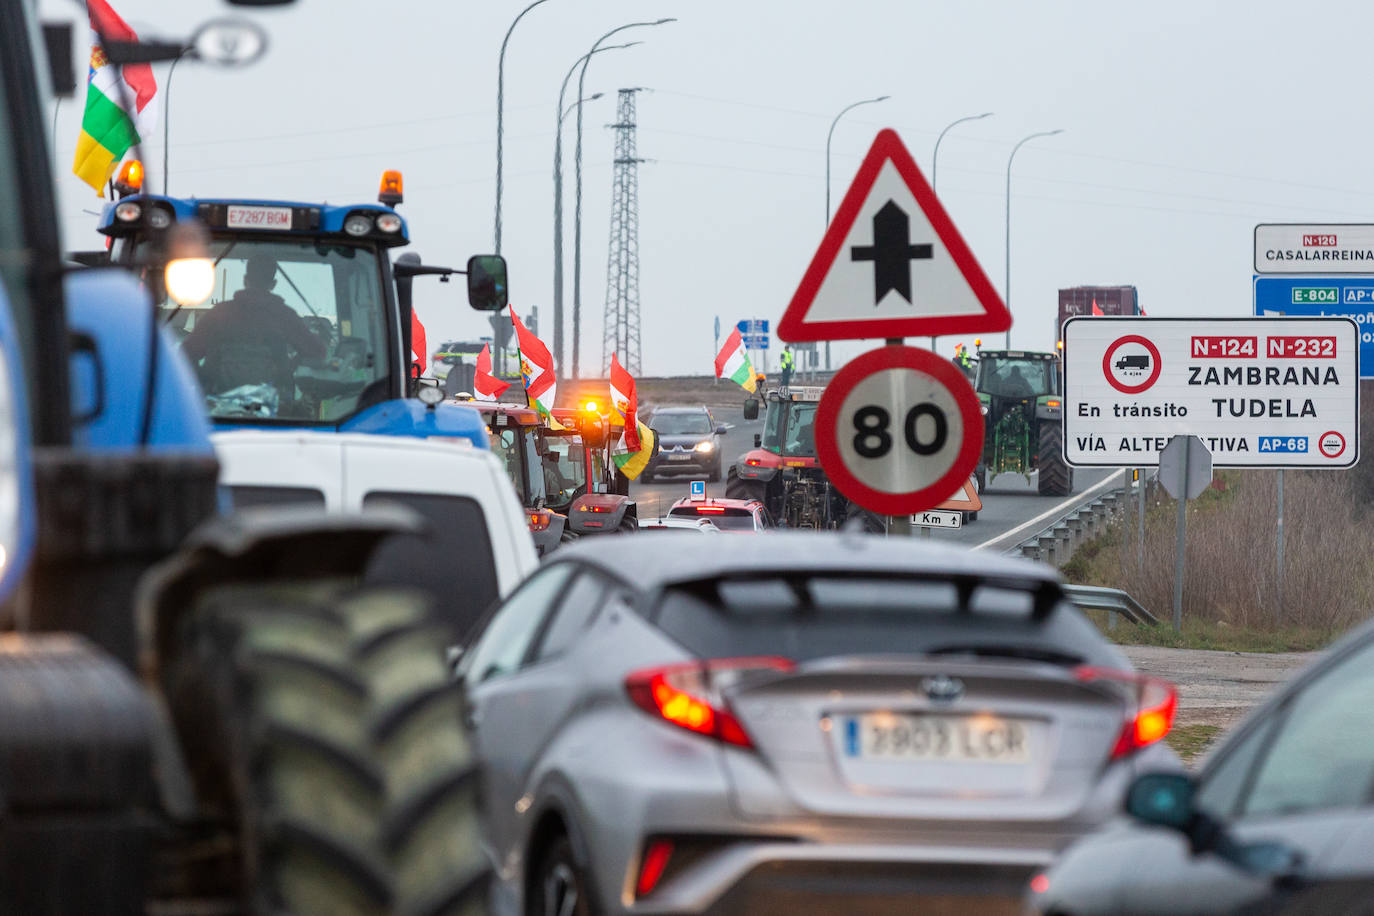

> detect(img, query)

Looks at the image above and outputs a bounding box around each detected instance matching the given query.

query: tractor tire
[724,469,766,503]
[165,582,486,916]
[708,460,722,484]
[974,464,987,495]
[1037,423,1073,497]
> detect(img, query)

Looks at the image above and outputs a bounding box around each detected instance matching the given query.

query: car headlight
[695,441,715,453]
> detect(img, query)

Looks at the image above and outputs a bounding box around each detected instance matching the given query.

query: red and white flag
[473,342,508,401]
[609,353,641,451]
[510,307,558,419]
[410,310,428,373]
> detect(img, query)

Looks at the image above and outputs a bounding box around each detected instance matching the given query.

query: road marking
[974,469,1125,553]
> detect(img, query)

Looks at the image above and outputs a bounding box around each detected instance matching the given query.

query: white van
[212,430,539,635]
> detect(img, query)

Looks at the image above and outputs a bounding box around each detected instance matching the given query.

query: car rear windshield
[362,491,499,634]
[669,506,754,531]
[652,413,711,435]
[652,576,1112,666]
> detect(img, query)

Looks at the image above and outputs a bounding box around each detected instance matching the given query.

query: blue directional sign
[1253,276,1374,378]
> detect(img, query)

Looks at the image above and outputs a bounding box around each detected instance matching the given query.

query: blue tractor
[0,3,494,912]
[95,169,505,442]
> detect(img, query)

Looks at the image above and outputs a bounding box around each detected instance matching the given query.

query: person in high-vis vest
[779,345,795,388]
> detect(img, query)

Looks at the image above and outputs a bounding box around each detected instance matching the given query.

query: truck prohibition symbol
[1115,354,1150,371]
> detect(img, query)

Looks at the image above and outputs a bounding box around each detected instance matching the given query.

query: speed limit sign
[815,346,984,516]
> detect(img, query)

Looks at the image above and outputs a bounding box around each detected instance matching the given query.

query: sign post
[777,128,1011,535]
[1159,435,1213,632]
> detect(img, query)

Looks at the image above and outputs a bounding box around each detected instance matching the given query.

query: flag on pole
[1091,298,1104,316]
[73,0,158,194]
[410,310,428,374]
[608,354,656,480]
[510,307,560,421]
[714,327,757,392]
[473,343,509,401]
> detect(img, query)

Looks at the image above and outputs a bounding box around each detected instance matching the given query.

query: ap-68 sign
[815,346,983,516]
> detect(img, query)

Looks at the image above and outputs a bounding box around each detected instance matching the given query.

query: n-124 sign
[1062,317,1359,468]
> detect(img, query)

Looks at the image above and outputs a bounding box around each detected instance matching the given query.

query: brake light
[636,838,675,897]
[1076,667,1178,759]
[1046,399,1061,409]
[694,505,725,513]
[528,509,553,531]
[625,657,794,748]
[582,504,609,512]
[745,458,763,466]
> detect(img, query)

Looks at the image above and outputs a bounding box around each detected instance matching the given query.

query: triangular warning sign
[935,477,982,512]
[779,128,1011,343]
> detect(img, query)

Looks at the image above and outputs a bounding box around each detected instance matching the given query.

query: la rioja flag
[608,354,655,480]
[714,327,757,392]
[510,307,558,419]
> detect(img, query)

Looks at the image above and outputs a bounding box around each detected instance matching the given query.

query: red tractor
[725,386,884,532]
[471,402,578,554]
[548,404,639,535]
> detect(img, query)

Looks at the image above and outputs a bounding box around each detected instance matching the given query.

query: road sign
[737,319,769,334]
[814,345,983,516]
[1254,224,1374,275]
[1062,317,1360,468]
[1252,276,1374,379]
[742,335,770,350]
[779,129,1011,343]
[935,477,982,512]
[1158,435,1213,500]
[689,480,706,501]
[910,509,962,529]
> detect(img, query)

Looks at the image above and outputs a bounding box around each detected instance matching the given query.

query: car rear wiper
[926,645,1084,666]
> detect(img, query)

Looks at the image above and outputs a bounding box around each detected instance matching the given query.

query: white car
[213,430,539,634]
[637,516,721,533]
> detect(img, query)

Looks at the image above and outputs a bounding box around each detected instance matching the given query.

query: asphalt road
[631,403,1121,549]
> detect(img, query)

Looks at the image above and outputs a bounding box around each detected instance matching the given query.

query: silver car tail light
[1075,667,1178,759]
[625,656,795,748]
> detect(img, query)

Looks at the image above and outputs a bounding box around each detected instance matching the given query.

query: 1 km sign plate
[1063,317,1360,469]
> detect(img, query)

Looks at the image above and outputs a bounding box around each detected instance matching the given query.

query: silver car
[456,533,1179,915]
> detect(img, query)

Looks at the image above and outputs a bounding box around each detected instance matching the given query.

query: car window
[362,491,500,636]
[1194,716,1278,820]
[230,485,326,508]
[461,564,576,684]
[530,572,610,663]
[1238,638,1374,819]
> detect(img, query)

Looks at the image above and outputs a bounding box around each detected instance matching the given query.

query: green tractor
[973,349,1073,497]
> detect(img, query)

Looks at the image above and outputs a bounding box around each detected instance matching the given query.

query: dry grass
[1063,381,1374,637]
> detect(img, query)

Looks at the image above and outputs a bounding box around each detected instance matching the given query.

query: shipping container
[1056,286,1141,342]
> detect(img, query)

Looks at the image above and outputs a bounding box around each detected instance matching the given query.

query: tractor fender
[568,493,634,534]
[1034,405,1062,421]
[136,503,426,684]
[731,448,783,483]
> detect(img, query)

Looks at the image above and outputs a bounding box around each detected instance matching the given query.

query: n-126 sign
[1062,317,1359,468]
[814,346,983,515]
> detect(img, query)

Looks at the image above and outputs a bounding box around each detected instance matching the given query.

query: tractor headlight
[375,212,402,233]
[980,404,989,415]
[147,207,173,230]
[695,440,715,453]
[114,201,142,223]
[343,214,374,237]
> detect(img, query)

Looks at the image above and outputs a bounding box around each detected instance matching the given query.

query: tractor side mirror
[466,255,508,312]
[743,398,760,420]
[42,23,77,97]
[753,434,762,448]
[715,425,727,436]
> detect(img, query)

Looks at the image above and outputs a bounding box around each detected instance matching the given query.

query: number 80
[852,404,948,459]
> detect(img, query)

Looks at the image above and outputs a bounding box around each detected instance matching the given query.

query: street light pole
[162,51,186,195]
[824,94,888,371]
[572,18,674,380]
[554,43,637,380]
[495,0,554,255]
[930,111,991,351]
[1004,128,1063,348]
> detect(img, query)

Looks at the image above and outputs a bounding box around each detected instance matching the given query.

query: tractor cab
[973,349,1071,496]
[98,168,506,435]
[470,402,576,555]
[548,403,636,535]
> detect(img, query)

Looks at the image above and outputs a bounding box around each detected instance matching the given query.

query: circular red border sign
[1102,335,1162,394]
[815,345,984,516]
[1319,430,1346,459]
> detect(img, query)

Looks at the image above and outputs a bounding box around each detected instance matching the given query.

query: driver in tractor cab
[786,407,816,455]
[1001,363,1034,399]
[181,255,327,396]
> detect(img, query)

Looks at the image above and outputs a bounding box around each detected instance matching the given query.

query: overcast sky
[40,0,1374,377]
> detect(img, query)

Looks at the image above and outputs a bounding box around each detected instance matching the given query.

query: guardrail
[1009,471,1163,628]
[1062,583,1160,628]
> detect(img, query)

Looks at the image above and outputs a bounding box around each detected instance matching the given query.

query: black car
[644,406,726,482]
[1028,616,1374,916]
